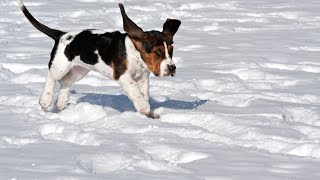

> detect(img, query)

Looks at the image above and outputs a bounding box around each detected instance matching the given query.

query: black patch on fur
[65,30,99,65]
[48,41,59,69]
[98,31,128,80]
[64,30,128,79]
[142,41,153,53]
[163,19,181,39]
[142,31,172,53]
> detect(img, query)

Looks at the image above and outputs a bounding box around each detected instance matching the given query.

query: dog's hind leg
[39,71,57,110]
[39,55,72,110]
[57,66,90,110]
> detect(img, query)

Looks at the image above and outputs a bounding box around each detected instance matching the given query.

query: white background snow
[1,0,320,179]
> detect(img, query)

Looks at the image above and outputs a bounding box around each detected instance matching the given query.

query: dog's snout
[168,65,176,72]
[167,64,176,76]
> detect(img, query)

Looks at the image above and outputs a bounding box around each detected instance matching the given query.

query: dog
[17,0,181,119]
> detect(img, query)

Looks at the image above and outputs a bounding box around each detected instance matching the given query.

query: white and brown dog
[17,0,181,119]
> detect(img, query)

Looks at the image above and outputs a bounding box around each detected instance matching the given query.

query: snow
[1,0,320,179]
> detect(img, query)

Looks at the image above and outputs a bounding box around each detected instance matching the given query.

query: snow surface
[1,0,320,179]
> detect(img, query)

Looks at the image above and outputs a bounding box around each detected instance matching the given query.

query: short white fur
[159,41,175,77]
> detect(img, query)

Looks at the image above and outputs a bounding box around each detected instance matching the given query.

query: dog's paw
[56,102,67,111]
[56,97,69,111]
[39,100,51,110]
[56,89,70,111]
[39,94,53,110]
[147,112,160,119]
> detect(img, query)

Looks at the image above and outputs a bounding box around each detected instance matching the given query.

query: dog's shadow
[76,93,208,112]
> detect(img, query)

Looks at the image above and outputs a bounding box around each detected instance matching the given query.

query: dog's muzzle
[167,64,176,76]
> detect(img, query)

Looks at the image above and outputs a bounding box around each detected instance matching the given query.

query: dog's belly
[72,56,114,80]
[93,59,114,79]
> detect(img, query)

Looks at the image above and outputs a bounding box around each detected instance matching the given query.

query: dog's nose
[168,65,176,75]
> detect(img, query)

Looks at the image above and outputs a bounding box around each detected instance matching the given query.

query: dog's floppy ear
[162,19,181,40]
[119,4,144,40]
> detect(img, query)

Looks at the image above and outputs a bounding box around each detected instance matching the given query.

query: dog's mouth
[156,65,176,77]
[160,70,175,77]
[155,71,175,77]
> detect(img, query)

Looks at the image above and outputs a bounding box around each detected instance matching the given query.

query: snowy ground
[1,0,320,179]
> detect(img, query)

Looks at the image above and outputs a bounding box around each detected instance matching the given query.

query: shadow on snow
[77,93,208,112]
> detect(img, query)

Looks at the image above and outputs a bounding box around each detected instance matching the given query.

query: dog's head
[119,4,181,77]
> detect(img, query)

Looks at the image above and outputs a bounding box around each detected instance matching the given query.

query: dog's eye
[156,50,162,57]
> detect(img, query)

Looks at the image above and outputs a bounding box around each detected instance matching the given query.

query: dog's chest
[127,57,149,80]
[124,36,150,79]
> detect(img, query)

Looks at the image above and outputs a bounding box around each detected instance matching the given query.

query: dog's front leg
[119,74,159,119]
[136,73,150,102]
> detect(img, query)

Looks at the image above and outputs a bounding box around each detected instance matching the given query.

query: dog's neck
[125,36,148,69]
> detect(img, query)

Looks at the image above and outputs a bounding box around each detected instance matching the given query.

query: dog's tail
[17,0,65,41]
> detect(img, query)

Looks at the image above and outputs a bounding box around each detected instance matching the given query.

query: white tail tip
[17,0,24,9]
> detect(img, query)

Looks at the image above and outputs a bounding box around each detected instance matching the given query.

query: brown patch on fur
[167,44,173,58]
[112,60,128,80]
[129,37,167,76]
[140,51,163,76]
